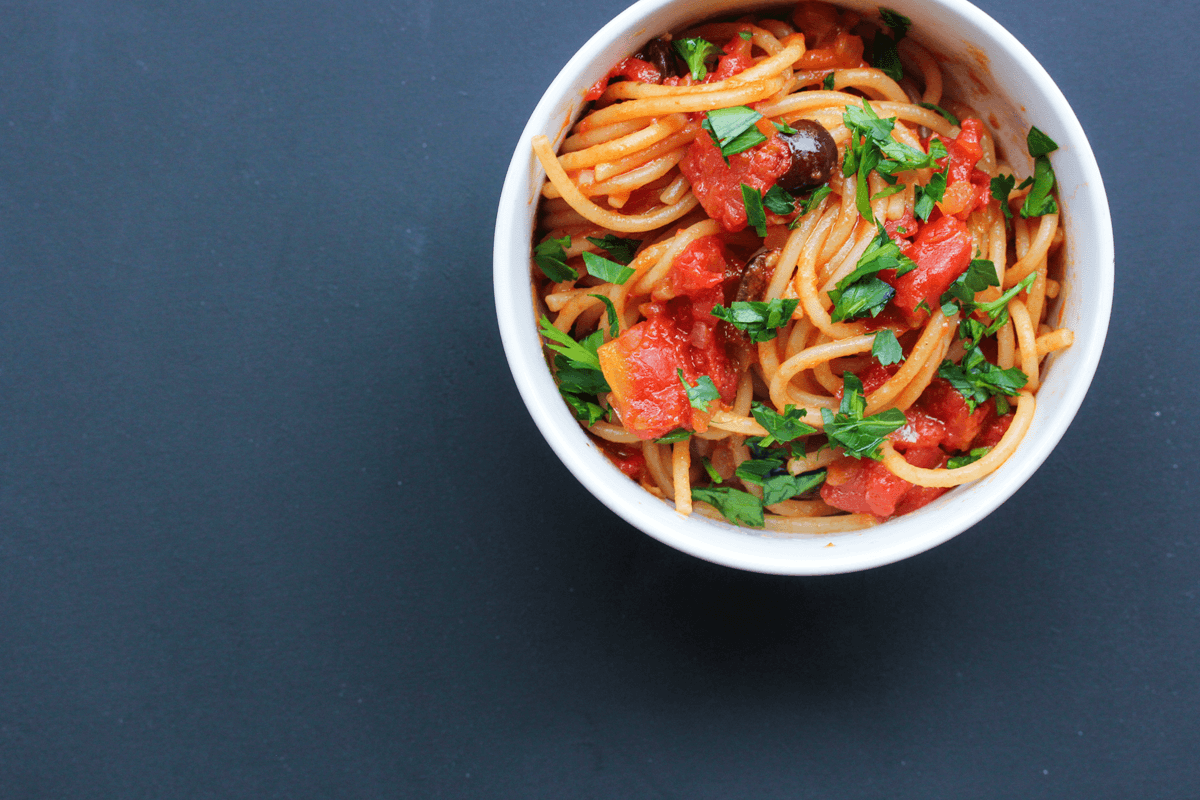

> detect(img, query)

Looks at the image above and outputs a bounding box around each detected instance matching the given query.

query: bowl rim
[494,0,1114,574]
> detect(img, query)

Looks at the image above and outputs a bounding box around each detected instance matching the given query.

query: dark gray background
[0,0,1194,797]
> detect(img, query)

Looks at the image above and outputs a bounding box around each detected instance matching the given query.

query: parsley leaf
[843,101,944,220]
[751,401,816,447]
[1026,126,1059,158]
[914,167,947,221]
[828,223,916,322]
[872,329,904,365]
[737,459,827,505]
[866,30,903,81]
[773,119,798,134]
[871,183,906,201]
[702,457,723,483]
[589,293,620,337]
[788,184,832,228]
[678,369,720,411]
[879,7,912,38]
[821,373,907,459]
[691,486,764,527]
[990,174,1016,220]
[534,235,577,282]
[972,271,1037,331]
[829,278,895,322]
[539,315,611,424]
[712,299,799,343]
[938,348,1027,411]
[539,315,603,371]
[1019,154,1058,218]
[916,102,960,126]
[942,258,1000,309]
[703,106,767,160]
[741,183,768,237]
[763,184,797,214]
[585,234,641,265]
[823,71,836,90]
[655,428,690,443]
[582,251,635,285]
[947,447,990,469]
[673,37,719,81]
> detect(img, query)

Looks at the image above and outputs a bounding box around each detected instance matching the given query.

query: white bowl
[494,0,1113,574]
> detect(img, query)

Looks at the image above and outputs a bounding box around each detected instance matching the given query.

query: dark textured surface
[0,0,1195,797]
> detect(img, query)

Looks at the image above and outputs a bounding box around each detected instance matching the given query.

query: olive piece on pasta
[640,38,686,80]
[776,120,838,193]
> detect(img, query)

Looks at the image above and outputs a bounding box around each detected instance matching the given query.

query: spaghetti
[532,1,1072,531]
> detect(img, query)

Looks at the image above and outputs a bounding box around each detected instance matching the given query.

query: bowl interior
[494,0,1113,574]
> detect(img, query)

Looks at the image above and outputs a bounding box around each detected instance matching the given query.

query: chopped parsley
[773,119,798,135]
[741,183,768,237]
[947,447,990,469]
[750,401,816,447]
[871,329,904,365]
[938,345,1027,412]
[737,459,827,505]
[990,173,1016,220]
[702,106,767,160]
[589,293,620,337]
[763,184,797,214]
[678,369,720,411]
[711,298,799,343]
[941,258,1000,313]
[821,372,907,459]
[702,457,723,483]
[828,222,917,321]
[871,184,907,201]
[691,486,764,527]
[914,166,947,221]
[655,428,690,443]
[843,101,946,219]
[672,37,720,81]
[582,251,635,285]
[1019,153,1058,218]
[1026,126,1059,158]
[823,71,836,90]
[538,315,610,424]
[788,184,832,228]
[534,235,576,282]
[585,234,641,265]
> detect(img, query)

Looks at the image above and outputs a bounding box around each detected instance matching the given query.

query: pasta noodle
[531,1,1072,531]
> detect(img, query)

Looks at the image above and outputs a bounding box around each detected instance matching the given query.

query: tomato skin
[670,235,727,296]
[584,57,662,102]
[599,441,647,481]
[935,118,992,219]
[887,214,974,327]
[708,31,755,81]
[679,133,792,232]
[915,377,989,451]
[972,406,1014,449]
[821,445,947,519]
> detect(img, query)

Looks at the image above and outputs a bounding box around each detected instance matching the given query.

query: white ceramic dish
[494,0,1113,574]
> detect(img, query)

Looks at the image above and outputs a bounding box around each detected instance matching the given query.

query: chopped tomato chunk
[598,240,739,439]
[584,57,661,102]
[887,214,974,327]
[914,377,989,451]
[679,132,792,232]
[935,118,992,219]
[708,31,755,81]
[821,445,947,520]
